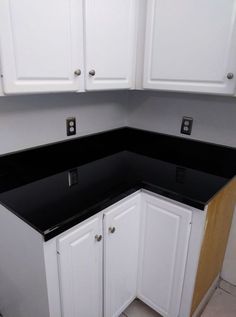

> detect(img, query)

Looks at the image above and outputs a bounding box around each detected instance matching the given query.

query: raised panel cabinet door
[143,0,236,95]
[104,194,141,317]
[138,193,192,317]
[84,0,137,90]
[57,214,103,317]
[0,0,84,94]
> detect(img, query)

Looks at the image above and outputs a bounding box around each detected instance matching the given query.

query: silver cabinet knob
[109,227,116,234]
[89,69,96,76]
[74,69,81,76]
[95,234,102,242]
[227,73,234,80]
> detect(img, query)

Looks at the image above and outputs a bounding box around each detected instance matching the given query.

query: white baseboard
[192,275,220,317]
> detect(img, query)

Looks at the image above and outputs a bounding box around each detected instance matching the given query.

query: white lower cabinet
[57,192,192,317]
[57,213,103,317]
[104,195,141,317]
[138,194,192,317]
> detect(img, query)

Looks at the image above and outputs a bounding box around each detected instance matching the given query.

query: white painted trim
[178,205,208,317]
[43,239,62,317]
[192,274,220,317]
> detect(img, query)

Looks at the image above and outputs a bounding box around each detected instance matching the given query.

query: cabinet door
[104,194,141,317]
[57,214,103,317]
[143,0,236,95]
[0,0,84,94]
[84,0,137,91]
[138,194,192,317]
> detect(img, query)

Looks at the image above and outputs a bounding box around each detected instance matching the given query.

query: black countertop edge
[43,178,226,241]
[4,181,208,242]
[43,187,141,241]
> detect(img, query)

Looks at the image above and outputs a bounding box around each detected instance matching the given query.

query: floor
[119,280,236,317]
[201,280,236,317]
[120,299,161,317]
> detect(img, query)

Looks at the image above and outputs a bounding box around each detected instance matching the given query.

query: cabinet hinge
[57,250,60,255]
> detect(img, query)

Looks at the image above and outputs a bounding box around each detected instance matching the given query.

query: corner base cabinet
[57,192,192,317]
[0,182,235,317]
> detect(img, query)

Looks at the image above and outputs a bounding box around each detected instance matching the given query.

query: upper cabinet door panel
[143,0,236,95]
[85,0,137,91]
[0,0,84,94]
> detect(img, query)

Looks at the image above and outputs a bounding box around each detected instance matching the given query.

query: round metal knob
[74,69,81,76]
[109,227,116,234]
[89,69,96,76]
[227,73,234,80]
[95,234,102,242]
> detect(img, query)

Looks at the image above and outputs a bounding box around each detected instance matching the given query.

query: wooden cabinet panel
[191,177,236,316]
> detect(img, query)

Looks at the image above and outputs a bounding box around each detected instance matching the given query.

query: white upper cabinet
[84,0,137,91]
[143,0,236,95]
[0,0,84,94]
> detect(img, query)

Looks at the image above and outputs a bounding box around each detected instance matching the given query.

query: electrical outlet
[68,169,78,187]
[66,117,76,136]
[181,117,193,135]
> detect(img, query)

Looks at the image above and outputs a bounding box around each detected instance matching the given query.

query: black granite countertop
[0,128,235,240]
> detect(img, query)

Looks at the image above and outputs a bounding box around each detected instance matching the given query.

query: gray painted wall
[127,91,236,147]
[0,91,128,155]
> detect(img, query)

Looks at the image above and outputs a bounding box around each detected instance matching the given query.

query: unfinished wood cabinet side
[191,177,236,316]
